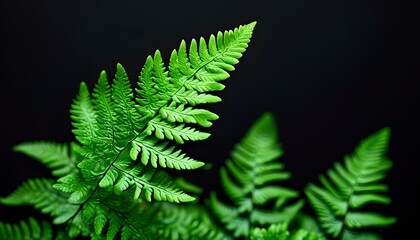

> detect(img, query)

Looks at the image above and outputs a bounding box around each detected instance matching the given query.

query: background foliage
[1,0,418,239]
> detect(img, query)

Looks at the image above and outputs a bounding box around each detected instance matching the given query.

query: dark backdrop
[1,0,418,239]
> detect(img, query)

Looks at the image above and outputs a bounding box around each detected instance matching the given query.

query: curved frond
[208,112,301,238]
[305,128,397,239]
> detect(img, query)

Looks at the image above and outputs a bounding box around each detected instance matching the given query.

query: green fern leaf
[251,224,289,240]
[208,112,301,238]
[130,136,204,169]
[147,202,231,240]
[145,117,210,144]
[112,63,142,139]
[54,172,92,204]
[172,87,222,105]
[23,21,257,239]
[344,212,396,229]
[84,191,166,239]
[291,213,326,238]
[0,178,78,222]
[305,128,397,239]
[0,217,68,240]
[289,229,326,240]
[70,81,98,147]
[209,191,241,221]
[160,102,219,128]
[340,230,382,240]
[184,79,225,92]
[13,141,79,177]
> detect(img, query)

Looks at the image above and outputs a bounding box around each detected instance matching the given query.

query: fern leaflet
[0,178,77,223]
[146,202,231,240]
[13,141,79,177]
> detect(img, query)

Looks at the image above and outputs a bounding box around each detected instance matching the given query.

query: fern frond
[208,112,301,238]
[50,22,256,239]
[0,178,78,221]
[0,217,69,240]
[305,128,396,239]
[13,141,79,177]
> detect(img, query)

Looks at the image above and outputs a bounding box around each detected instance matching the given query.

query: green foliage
[61,21,255,239]
[1,22,256,240]
[250,224,325,240]
[291,213,326,238]
[13,142,79,177]
[0,218,68,240]
[146,202,231,240]
[0,178,76,222]
[208,113,304,238]
[1,21,396,240]
[304,128,396,240]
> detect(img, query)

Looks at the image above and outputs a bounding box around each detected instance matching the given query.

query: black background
[1,0,419,239]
